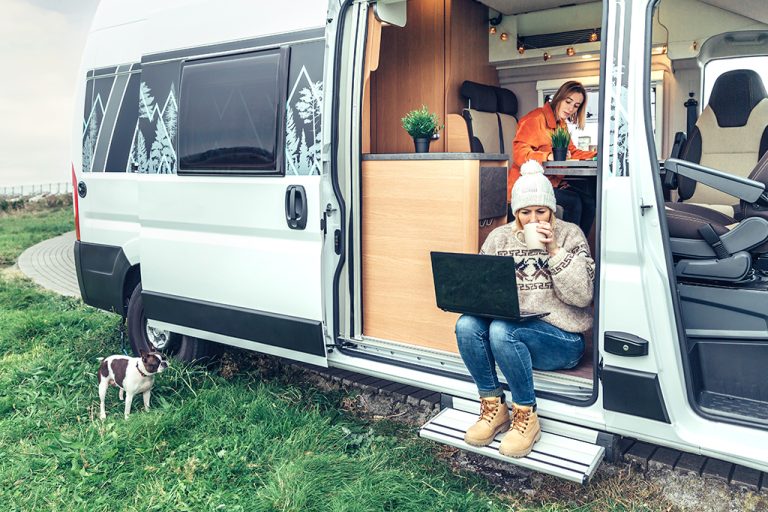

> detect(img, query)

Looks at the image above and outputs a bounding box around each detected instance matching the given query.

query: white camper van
[72,0,768,483]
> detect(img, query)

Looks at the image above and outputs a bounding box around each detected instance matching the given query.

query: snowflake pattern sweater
[480,220,595,334]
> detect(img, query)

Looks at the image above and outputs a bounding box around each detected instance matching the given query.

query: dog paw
[99,414,106,420]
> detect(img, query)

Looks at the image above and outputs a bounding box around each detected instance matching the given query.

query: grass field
[0,205,672,511]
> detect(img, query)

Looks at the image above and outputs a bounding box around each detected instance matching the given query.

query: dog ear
[139,349,148,359]
[147,340,158,352]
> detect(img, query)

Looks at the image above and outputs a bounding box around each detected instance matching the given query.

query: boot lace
[512,407,531,433]
[478,398,499,424]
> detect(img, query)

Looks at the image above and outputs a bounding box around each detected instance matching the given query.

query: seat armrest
[663,158,765,204]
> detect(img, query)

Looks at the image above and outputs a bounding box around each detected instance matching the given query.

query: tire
[126,283,219,364]
[175,335,221,364]
[127,283,181,356]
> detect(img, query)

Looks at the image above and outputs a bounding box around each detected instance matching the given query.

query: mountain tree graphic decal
[286,66,323,175]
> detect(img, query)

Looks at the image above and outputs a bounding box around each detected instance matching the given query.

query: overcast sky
[0,0,99,186]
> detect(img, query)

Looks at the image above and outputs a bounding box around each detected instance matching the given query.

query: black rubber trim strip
[142,291,325,357]
[142,28,325,64]
[74,241,131,315]
[602,365,670,423]
[331,1,352,345]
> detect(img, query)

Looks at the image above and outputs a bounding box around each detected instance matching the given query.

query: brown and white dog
[98,349,168,420]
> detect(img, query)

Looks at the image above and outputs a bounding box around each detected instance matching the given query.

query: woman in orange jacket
[510,81,597,234]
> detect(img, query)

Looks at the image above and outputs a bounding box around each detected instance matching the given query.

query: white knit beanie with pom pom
[511,160,557,215]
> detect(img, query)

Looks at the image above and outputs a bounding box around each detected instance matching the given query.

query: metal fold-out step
[419,407,605,484]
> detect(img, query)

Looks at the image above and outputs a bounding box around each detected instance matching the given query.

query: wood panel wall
[370,0,497,154]
[362,159,507,352]
[445,0,499,117]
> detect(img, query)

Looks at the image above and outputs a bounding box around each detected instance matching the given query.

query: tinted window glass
[179,51,282,172]
[106,72,140,172]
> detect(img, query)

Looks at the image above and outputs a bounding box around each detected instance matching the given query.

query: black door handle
[285,185,307,230]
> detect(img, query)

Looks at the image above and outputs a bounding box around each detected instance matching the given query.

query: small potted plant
[550,127,571,161]
[401,105,441,153]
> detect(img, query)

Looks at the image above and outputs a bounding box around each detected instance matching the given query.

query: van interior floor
[699,392,768,423]
[354,334,595,401]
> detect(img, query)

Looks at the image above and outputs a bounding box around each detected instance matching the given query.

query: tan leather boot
[499,403,541,458]
[464,396,511,447]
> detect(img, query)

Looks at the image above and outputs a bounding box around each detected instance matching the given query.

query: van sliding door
[136,32,330,366]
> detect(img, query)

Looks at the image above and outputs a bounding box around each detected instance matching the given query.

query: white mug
[523,222,546,251]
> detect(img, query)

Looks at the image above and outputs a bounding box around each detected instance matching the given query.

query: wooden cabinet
[369,0,498,154]
[361,154,507,353]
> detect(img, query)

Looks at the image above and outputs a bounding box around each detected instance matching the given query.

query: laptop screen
[430,252,520,319]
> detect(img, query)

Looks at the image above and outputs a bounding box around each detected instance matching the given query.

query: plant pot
[552,147,568,161]
[413,137,431,153]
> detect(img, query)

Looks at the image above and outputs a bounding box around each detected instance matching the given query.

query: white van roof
[84,0,327,69]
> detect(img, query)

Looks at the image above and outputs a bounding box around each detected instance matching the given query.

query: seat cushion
[685,202,738,218]
[665,203,733,240]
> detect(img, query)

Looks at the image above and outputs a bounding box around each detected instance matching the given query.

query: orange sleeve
[568,139,597,161]
[513,114,550,168]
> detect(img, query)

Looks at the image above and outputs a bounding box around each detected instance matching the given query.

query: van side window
[82,68,141,173]
[178,50,285,174]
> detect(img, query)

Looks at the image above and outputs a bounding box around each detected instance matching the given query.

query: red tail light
[71,164,80,241]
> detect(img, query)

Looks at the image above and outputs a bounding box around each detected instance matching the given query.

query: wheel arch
[122,264,141,317]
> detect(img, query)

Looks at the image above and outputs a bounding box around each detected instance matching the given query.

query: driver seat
[665,151,768,282]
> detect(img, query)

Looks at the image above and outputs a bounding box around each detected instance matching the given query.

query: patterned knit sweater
[480,220,595,333]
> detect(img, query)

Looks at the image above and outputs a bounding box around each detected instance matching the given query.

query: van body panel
[138,174,324,322]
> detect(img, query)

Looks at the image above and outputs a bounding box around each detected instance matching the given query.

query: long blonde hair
[550,81,589,130]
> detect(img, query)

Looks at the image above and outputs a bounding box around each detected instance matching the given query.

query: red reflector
[71,164,80,241]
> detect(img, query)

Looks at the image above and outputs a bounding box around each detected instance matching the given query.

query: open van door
[137,14,331,366]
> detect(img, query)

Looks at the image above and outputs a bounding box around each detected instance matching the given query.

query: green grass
[0,206,511,511]
[0,205,73,265]
[0,277,511,511]
[0,205,675,512]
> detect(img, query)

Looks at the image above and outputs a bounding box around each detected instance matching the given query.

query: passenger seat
[459,81,519,154]
[670,70,768,217]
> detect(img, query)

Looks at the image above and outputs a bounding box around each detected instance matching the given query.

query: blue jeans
[455,315,585,406]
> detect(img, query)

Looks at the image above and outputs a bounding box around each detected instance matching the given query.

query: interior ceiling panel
[480,0,598,16]
[700,0,768,25]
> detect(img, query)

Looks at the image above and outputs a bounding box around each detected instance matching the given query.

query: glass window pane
[179,51,281,172]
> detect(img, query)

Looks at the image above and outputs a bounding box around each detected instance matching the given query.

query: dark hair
[550,81,589,129]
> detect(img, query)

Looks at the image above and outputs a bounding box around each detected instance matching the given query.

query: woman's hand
[537,221,560,257]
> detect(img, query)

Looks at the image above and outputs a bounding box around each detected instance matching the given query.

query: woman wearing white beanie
[455,160,595,458]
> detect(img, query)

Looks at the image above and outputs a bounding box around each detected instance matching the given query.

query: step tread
[420,408,604,484]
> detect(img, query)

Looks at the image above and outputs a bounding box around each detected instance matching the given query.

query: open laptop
[430,251,548,321]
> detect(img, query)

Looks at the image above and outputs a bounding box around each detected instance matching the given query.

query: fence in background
[0,182,73,197]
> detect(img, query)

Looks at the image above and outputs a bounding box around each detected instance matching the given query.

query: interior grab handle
[285,185,307,230]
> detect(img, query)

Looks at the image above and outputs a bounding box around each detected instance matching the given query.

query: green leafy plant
[401,105,441,139]
[550,126,571,149]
